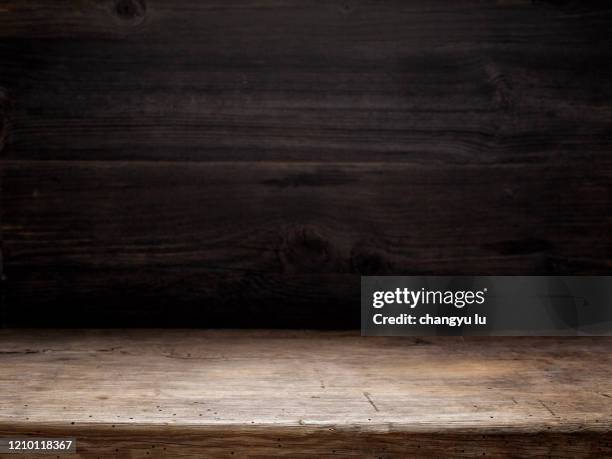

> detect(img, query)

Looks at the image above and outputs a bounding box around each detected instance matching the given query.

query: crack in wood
[363,392,379,413]
[539,400,557,417]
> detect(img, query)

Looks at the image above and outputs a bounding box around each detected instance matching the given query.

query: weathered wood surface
[1,1,611,162]
[2,160,611,326]
[0,1,611,325]
[0,330,611,457]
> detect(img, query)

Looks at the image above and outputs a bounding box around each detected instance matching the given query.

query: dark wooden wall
[0,0,610,327]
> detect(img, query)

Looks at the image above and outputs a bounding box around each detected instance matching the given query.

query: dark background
[0,0,610,327]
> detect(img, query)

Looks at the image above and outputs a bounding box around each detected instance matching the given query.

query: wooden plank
[0,1,610,162]
[0,1,611,325]
[1,160,610,326]
[0,330,611,457]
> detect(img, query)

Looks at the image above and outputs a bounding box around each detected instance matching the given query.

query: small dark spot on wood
[113,0,146,22]
[97,347,123,353]
[339,4,352,14]
[279,226,342,273]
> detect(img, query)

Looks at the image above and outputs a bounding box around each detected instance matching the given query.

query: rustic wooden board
[0,330,611,457]
[0,0,611,325]
[2,159,610,326]
[0,1,611,162]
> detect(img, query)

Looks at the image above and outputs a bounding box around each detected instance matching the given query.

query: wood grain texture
[0,1,611,162]
[0,330,611,457]
[0,0,611,325]
[2,160,610,326]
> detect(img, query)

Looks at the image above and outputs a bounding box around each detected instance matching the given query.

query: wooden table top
[0,330,611,457]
